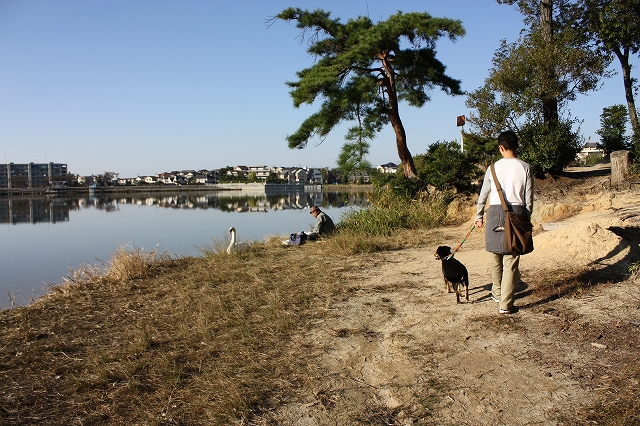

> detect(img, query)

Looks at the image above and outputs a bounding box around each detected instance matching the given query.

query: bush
[415,141,483,193]
[379,141,482,199]
[632,132,640,163]
[584,153,605,165]
[518,120,582,174]
[337,188,452,236]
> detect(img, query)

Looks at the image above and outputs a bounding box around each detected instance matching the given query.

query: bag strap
[490,163,509,213]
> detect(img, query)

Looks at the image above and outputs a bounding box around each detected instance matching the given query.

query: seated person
[307,205,335,240]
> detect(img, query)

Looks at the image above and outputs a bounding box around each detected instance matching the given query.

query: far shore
[0,182,374,197]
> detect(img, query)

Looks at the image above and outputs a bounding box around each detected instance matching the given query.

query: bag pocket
[505,212,534,255]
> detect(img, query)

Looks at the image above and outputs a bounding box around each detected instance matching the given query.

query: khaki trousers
[490,253,520,311]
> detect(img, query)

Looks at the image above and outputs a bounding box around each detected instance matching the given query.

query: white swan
[227,227,250,254]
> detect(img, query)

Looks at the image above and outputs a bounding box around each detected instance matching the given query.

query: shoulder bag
[490,163,534,255]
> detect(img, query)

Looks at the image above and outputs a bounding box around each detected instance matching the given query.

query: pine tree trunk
[617,48,639,137]
[540,0,559,129]
[389,113,417,179]
[381,54,418,179]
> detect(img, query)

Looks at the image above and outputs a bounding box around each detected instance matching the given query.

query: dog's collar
[443,254,454,260]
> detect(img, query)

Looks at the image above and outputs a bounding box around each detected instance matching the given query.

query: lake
[0,188,369,308]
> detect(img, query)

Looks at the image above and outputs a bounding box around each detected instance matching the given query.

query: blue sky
[0,0,636,178]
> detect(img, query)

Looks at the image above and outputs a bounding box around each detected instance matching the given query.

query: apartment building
[0,162,68,188]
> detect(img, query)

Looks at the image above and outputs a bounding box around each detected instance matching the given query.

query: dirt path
[265,166,640,425]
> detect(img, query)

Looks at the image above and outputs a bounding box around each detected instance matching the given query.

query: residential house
[231,166,249,179]
[577,142,604,161]
[270,166,323,184]
[248,166,271,180]
[136,175,157,185]
[377,162,398,174]
[78,175,95,186]
[192,173,208,184]
[292,168,309,184]
[348,170,371,184]
[156,173,177,185]
[307,168,324,184]
[271,166,292,182]
[178,170,196,180]
[116,177,137,185]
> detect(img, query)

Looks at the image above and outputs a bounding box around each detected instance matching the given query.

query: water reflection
[0,190,370,225]
[1,189,370,308]
[0,198,71,224]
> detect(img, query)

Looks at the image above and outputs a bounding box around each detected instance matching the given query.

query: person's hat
[309,205,320,214]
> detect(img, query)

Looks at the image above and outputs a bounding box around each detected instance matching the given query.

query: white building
[577,142,604,160]
[377,162,398,174]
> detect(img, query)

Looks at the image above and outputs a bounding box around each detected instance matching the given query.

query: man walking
[474,131,533,314]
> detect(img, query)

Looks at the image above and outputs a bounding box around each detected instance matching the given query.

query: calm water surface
[1,189,369,308]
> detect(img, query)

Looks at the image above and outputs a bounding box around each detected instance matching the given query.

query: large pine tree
[274,8,465,178]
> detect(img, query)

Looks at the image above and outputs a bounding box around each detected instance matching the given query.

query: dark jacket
[313,212,335,235]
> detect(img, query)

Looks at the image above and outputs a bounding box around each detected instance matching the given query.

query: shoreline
[0,183,373,197]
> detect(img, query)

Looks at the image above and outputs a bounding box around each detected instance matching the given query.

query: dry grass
[509,266,640,426]
[0,230,412,425]
[577,364,640,426]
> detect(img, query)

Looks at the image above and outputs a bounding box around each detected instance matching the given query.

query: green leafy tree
[466,0,606,172]
[415,141,482,193]
[337,127,372,182]
[582,0,640,142]
[596,104,630,154]
[489,0,606,127]
[10,175,28,188]
[461,132,500,169]
[387,141,481,197]
[369,169,390,188]
[265,172,284,183]
[497,0,561,127]
[273,8,465,178]
[218,166,235,183]
[519,119,582,174]
[464,85,514,137]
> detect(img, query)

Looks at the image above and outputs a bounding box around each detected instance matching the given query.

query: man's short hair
[498,130,518,152]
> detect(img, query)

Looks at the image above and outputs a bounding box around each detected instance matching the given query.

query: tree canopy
[581,0,640,157]
[468,0,606,133]
[274,8,465,178]
[597,104,630,154]
[465,0,607,173]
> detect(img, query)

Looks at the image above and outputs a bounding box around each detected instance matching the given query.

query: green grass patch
[337,189,452,237]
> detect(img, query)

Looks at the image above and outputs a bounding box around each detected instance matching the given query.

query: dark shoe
[490,294,500,303]
[499,307,519,314]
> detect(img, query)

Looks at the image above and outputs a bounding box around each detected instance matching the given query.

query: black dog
[434,246,469,304]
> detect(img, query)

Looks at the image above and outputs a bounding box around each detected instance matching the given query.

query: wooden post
[610,150,630,187]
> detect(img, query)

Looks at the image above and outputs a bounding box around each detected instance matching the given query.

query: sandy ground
[262,164,640,425]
